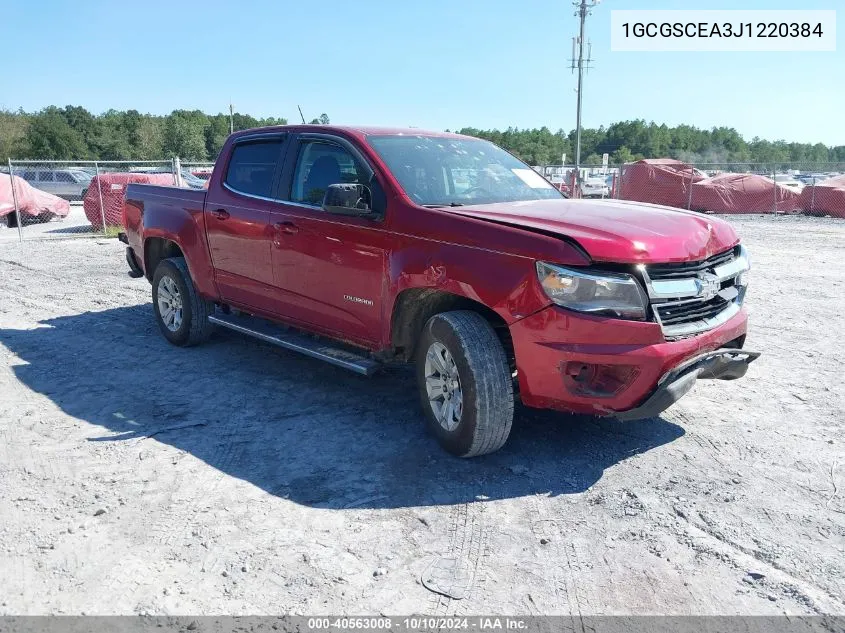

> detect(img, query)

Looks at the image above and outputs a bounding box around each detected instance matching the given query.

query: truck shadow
[0,306,684,509]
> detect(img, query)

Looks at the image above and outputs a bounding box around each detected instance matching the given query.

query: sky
[1,0,842,145]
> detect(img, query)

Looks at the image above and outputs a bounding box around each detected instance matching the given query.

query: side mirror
[321,183,373,216]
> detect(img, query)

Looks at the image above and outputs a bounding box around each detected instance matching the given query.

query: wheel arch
[389,288,514,364]
[143,237,184,282]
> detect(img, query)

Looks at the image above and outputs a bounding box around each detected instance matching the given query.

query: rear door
[267,133,389,346]
[204,133,287,312]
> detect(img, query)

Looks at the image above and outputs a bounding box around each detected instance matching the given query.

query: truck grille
[643,246,748,339]
[654,295,730,326]
[647,248,737,280]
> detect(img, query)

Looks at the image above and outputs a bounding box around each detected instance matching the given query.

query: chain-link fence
[534,161,845,217]
[1,159,181,241]
[4,157,844,244]
[535,164,618,199]
[181,161,215,182]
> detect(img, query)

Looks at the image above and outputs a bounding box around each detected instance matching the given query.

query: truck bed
[125,183,208,206]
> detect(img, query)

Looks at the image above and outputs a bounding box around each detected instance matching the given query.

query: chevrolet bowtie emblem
[696,272,721,301]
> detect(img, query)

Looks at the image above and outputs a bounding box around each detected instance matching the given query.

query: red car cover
[83,172,175,229]
[0,174,71,220]
[689,173,802,214]
[799,175,845,218]
[620,159,705,209]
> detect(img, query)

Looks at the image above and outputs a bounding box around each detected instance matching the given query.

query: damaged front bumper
[615,348,761,421]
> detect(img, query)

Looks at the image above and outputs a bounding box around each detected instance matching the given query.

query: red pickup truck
[122,125,758,457]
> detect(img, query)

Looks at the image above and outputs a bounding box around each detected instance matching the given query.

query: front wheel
[152,257,215,346]
[416,311,514,457]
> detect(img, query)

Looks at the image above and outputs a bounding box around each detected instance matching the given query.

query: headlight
[535,261,648,320]
[735,245,750,288]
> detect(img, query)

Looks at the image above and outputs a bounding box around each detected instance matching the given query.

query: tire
[151,257,215,346]
[416,310,514,457]
[125,248,144,279]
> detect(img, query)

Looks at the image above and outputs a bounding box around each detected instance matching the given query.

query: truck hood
[447,198,740,264]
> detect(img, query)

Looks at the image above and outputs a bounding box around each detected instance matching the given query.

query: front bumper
[614,348,760,421]
[510,304,752,417]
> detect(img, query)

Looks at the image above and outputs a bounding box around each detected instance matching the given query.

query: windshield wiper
[422,202,464,208]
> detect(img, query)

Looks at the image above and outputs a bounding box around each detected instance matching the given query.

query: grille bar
[656,297,729,325]
[647,248,737,280]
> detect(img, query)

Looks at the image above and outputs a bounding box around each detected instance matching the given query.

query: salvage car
[581,176,610,198]
[121,126,758,457]
[18,168,92,200]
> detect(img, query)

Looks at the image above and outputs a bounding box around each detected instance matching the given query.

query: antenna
[229,101,234,135]
[569,0,600,192]
[569,37,594,74]
[297,105,306,124]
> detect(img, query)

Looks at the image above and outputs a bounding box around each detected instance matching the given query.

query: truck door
[204,133,287,312]
[267,134,388,347]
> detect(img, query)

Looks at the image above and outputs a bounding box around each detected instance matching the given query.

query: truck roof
[229,124,469,141]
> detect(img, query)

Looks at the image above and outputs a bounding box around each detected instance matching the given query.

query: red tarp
[83,172,175,229]
[689,173,802,214]
[0,174,71,220]
[799,175,845,218]
[620,159,705,209]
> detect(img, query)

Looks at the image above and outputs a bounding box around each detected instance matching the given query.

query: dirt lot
[0,215,842,616]
[0,204,98,244]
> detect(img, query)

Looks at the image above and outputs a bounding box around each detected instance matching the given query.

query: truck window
[54,172,74,182]
[224,138,284,198]
[290,141,367,206]
[37,172,54,182]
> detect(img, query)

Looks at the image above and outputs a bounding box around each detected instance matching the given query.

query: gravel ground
[0,203,97,244]
[0,214,842,616]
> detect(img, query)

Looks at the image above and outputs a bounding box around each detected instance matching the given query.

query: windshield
[367,135,563,206]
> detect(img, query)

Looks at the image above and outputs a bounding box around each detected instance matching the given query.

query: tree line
[0,106,289,163]
[455,122,845,167]
[2,106,843,166]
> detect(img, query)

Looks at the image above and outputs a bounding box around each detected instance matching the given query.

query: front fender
[388,242,552,326]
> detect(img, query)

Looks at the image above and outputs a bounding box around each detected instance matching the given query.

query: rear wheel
[152,257,215,346]
[416,310,514,457]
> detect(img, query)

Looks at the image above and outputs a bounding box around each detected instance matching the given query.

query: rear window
[224,138,284,198]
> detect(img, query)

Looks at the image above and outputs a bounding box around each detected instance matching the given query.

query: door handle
[274,221,299,235]
[210,208,230,220]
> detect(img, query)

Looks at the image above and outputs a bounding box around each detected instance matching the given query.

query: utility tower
[570,0,599,189]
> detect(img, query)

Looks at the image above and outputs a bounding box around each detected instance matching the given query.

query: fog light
[562,362,640,398]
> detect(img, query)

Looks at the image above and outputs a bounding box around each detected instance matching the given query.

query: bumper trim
[615,348,760,421]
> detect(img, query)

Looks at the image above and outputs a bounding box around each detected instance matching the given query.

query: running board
[208,313,381,376]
